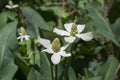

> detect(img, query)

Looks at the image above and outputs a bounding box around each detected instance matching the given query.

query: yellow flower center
[9,0,14,6]
[52,38,61,53]
[70,23,78,36]
[20,27,27,35]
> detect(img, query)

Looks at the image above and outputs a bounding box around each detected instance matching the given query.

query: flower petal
[51,54,61,65]
[61,44,70,50]
[64,23,73,32]
[53,28,70,36]
[42,49,54,54]
[5,5,12,9]
[24,35,30,40]
[77,24,85,33]
[12,5,19,8]
[39,38,51,48]
[60,51,71,57]
[64,36,76,43]
[76,32,93,41]
[20,36,24,42]
[17,36,22,40]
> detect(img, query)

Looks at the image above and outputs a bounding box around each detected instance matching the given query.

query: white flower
[5,0,19,9]
[17,33,30,42]
[53,23,93,43]
[39,38,71,65]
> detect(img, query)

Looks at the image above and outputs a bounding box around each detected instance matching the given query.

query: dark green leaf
[0,21,18,80]
[86,4,120,47]
[98,55,119,80]
[68,67,77,80]
[22,7,51,37]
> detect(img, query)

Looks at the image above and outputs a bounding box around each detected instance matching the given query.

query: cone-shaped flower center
[9,0,14,6]
[52,38,61,53]
[70,23,78,36]
[20,27,27,35]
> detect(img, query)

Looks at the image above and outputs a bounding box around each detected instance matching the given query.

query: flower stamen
[20,27,27,35]
[70,23,78,36]
[9,0,14,6]
[52,38,61,53]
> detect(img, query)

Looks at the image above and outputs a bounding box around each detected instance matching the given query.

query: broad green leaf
[0,21,18,80]
[39,53,51,80]
[68,67,77,80]
[84,68,94,79]
[27,68,40,80]
[0,12,7,28]
[98,55,119,80]
[86,4,120,47]
[22,7,51,37]
[111,18,120,39]
[6,11,17,20]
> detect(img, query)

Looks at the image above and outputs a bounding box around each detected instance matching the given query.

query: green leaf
[111,18,120,39]
[27,53,51,80]
[27,68,40,80]
[98,55,119,80]
[0,21,18,80]
[39,53,51,80]
[86,4,120,47]
[22,7,51,37]
[15,53,30,77]
[40,6,69,18]
[34,50,41,67]
[84,68,94,79]
[68,67,77,80]
[0,12,7,28]
[87,76,102,80]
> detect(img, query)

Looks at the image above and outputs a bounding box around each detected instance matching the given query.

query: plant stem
[63,57,71,80]
[55,65,58,80]
[51,64,54,80]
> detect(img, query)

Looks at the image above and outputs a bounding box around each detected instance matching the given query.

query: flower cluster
[38,23,93,64]
[16,22,93,64]
[11,0,93,65]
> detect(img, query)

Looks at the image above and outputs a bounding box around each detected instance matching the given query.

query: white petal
[25,36,29,40]
[17,36,22,40]
[25,35,30,40]
[76,32,93,41]
[20,36,24,42]
[61,44,70,50]
[77,24,85,33]
[60,51,71,57]
[51,54,61,65]
[5,5,12,9]
[64,36,76,43]
[39,38,51,48]
[19,33,23,36]
[53,28,70,36]
[64,23,73,32]
[12,5,19,8]
[42,49,54,54]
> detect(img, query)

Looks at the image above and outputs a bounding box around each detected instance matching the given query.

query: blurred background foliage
[0,0,120,80]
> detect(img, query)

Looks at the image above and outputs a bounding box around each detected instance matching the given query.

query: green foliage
[0,0,120,80]
[0,21,18,80]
